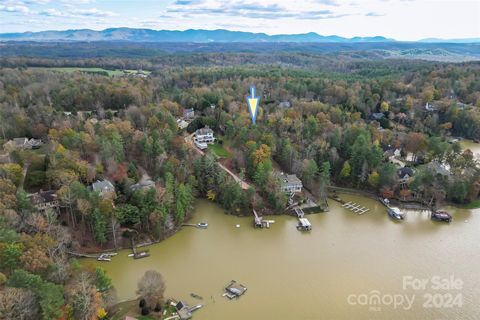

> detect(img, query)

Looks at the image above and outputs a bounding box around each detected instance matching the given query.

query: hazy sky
[0,0,479,40]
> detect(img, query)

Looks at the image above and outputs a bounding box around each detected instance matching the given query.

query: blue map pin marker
[246,86,260,125]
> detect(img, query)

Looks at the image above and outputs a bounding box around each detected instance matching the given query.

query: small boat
[97,254,111,262]
[387,207,404,220]
[190,293,203,300]
[133,251,150,259]
[224,280,247,299]
[431,211,452,223]
[197,222,208,229]
[297,218,312,231]
[380,198,390,206]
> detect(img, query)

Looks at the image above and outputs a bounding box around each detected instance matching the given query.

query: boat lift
[342,201,370,215]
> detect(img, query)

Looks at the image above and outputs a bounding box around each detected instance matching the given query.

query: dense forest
[1,48,480,319]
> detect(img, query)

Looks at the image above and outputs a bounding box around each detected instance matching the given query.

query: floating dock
[342,201,370,215]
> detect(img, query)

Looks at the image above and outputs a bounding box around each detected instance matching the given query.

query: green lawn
[208,143,230,158]
[29,67,151,77]
[461,199,480,209]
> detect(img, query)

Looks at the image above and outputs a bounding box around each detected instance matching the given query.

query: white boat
[97,254,112,261]
[197,222,208,229]
[387,207,404,220]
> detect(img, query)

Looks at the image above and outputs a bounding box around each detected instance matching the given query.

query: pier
[341,201,370,215]
[253,209,275,228]
[130,238,150,259]
[293,208,312,231]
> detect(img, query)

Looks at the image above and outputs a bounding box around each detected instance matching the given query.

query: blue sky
[0,0,479,40]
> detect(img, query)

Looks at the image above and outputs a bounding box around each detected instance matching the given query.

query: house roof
[371,113,386,120]
[428,161,451,176]
[196,126,213,135]
[130,179,155,191]
[281,173,302,185]
[13,138,28,146]
[398,167,414,179]
[92,179,115,192]
[278,101,291,108]
[28,190,57,205]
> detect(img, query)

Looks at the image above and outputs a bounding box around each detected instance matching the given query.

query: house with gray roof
[3,137,43,150]
[279,173,303,194]
[194,126,215,147]
[91,179,115,197]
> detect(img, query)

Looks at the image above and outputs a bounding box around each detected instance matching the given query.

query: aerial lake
[86,196,479,319]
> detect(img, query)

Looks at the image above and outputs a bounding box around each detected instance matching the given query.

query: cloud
[365,11,384,16]
[173,0,203,5]
[0,4,29,13]
[166,1,347,20]
[39,7,116,18]
[314,0,339,6]
[70,8,116,17]
[39,8,64,16]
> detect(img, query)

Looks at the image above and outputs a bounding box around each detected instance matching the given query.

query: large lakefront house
[3,137,43,151]
[194,126,215,150]
[279,173,303,194]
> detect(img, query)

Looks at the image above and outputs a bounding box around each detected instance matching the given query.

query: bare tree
[0,287,40,320]
[136,270,166,309]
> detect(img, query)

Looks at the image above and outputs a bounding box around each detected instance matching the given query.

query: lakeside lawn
[208,142,230,158]
[29,67,151,77]
[461,198,480,209]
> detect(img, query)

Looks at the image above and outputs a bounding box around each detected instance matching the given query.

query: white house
[279,173,303,194]
[194,126,215,144]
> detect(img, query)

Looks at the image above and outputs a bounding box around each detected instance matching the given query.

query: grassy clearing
[461,199,480,209]
[208,143,230,158]
[29,67,151,77]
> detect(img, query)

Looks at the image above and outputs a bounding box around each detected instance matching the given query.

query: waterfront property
[87,198,480,320]
[279,173,303,194]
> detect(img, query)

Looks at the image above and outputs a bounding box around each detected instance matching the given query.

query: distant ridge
[0,28,396,43]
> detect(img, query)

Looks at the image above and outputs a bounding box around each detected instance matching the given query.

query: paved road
[185,134,251,190]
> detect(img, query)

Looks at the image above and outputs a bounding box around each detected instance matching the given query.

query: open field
[208,143,230,158]
[29,66,150,76]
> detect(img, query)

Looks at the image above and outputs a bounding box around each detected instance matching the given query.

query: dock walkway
[253,209,274,228]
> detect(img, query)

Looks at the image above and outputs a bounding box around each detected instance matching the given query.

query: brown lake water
[86,195,480,320]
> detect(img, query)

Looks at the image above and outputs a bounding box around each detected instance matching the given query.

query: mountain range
[0,28,396,42]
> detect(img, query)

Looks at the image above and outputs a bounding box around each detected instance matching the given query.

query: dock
[130,238,150,259]
[294,208,312,231]
[223,280,247,299]
[253,209,275,228]
[341,201,370,215]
